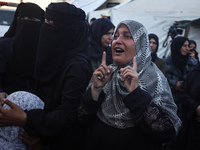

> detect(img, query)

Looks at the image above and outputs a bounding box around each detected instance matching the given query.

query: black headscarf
[189,40,197,49]
[34,2,89,83]
[171,36,189,73]
[189,40,199,61]
[89,18,115,65]
[4,3,44,78]
[148,33,159,62]
[3,3,44,38]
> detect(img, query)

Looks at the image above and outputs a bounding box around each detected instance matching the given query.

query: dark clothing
[3,3,44,78]
[170,37,189,73]
[166,56,197,119]
[24,60,91,149]
[0,38,37,94]
[23,2,92,150]
[80,87,176,150]
[89,42,113,72]
[148,33,166,75]
[0,3,44,94]
[3,2,44,38]
[154,57,166,75]
[174,63,200,150]
[89,18,114,72]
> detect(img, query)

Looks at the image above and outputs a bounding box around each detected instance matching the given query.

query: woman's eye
[113,35,118,39]
[125,36,132,39]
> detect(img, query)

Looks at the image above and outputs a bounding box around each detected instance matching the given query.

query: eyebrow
[116,30,131,34]
[123,31,131,34]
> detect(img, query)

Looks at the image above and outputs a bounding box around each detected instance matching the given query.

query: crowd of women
[0,2,199,150]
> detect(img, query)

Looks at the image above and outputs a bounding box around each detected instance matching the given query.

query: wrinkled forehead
[115,20,146,42]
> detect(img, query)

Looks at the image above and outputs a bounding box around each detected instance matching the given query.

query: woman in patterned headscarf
[79,20,181,150]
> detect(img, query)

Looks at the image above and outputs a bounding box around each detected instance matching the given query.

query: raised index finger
[101,51,106,65]
[133,56,137,71]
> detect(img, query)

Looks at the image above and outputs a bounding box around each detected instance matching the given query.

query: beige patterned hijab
[96,20,181,134]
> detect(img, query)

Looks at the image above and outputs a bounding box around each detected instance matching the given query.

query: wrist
[91,85,102,101]
[20,111,27,126]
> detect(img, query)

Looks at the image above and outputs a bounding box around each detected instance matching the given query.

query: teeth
[115,48,124,52]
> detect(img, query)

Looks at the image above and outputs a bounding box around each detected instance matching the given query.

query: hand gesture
[91,52,112,100]
[120,57,139,93]
[0,99,27,126]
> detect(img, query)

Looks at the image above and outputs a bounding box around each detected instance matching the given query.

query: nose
[186,45,189,51]
[114,36,123,44]
[108,34,113,40]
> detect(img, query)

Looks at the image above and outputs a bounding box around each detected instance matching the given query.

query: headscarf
[89,18,115,65]
[189,40,199,61]
[171,36,189,73]
[34,2,89,83]
[4,3,44,78]
[96,20,181,134]
[148,33,159,62]
[189,40,196,49]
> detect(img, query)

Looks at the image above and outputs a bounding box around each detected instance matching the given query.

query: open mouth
[115,48,125,53]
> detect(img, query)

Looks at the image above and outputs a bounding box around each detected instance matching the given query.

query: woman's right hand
[91,52,112,100]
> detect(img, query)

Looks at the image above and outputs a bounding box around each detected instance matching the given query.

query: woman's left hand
[20,131,43,150]
[120,57,139,93]
[0,99,27,126]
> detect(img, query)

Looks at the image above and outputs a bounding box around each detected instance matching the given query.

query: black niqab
[34,2,89,83]
[4,3,44,38]
[171,36,189,73]
[4,3,44,78]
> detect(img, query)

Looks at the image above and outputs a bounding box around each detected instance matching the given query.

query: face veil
[34,2,89,82]
[8,3,44,78]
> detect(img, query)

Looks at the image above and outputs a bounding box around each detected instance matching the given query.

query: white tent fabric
[70,0,106,16]
[110,0,200,58]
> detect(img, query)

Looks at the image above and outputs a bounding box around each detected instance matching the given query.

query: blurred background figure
[172,62,200,150]
[89,18,115,72]
[165,36,198,119]
[89,17,96,26]
[163,36,198,150]
[148,33,166,75]
[188,40,199,63]
[0,2,44,97]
